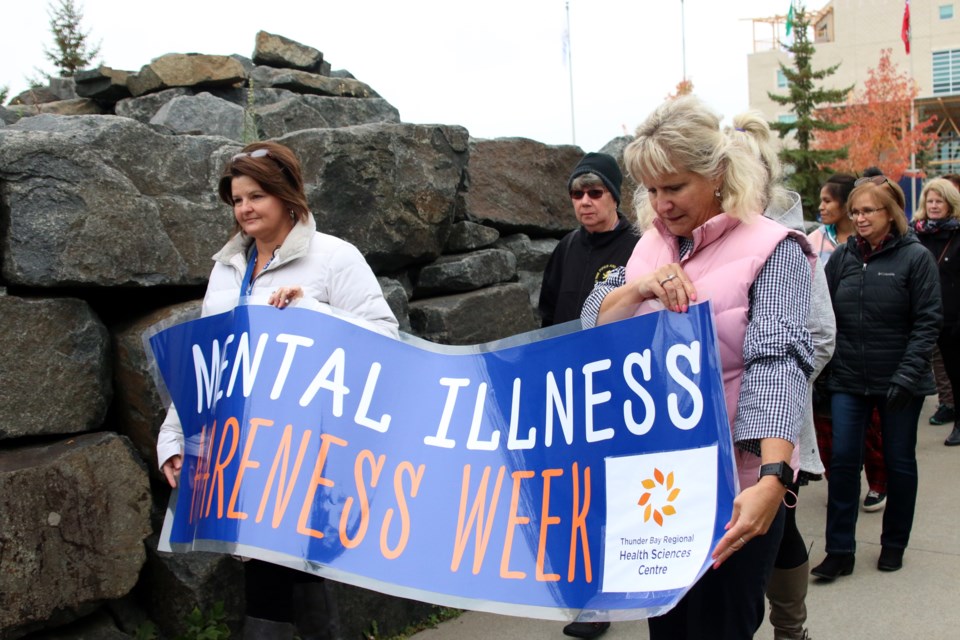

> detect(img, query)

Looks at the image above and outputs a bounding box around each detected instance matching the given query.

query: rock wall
[0,31,633,639]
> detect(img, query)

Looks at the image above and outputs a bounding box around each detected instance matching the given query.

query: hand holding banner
[148,302,737,621]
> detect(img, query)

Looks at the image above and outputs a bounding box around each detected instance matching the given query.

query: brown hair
[218,142,310,230]
[847,180,908,236]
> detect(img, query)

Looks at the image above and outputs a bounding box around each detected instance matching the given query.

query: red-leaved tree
[814,48,937,180]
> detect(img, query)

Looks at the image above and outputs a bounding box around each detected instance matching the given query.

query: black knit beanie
[567,152,623,205]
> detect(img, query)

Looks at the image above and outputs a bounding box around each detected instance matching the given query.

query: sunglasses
[570,188,606,200]
[855,175,891,188]
[231,148,272,163]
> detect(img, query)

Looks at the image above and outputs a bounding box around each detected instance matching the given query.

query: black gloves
[886,383,912,412]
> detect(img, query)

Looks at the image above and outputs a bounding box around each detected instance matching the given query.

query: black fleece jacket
[538,215,639,327]
[824,231,942,396]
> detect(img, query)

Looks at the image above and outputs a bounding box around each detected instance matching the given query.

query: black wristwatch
[758,461,794,487]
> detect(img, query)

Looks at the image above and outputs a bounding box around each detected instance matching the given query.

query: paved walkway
[412,396,960,639]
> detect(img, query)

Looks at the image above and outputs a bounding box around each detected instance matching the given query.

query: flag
[902,0,911,54]
[785,1,795,37]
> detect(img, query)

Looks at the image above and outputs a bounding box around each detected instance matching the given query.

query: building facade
[747,0,960,175]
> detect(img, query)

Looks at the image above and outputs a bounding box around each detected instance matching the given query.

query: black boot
[945,425,960,446]
[810,553,855,580]
[878,546,904,571]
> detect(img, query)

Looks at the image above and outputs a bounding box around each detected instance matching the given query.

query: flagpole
[566,0,576,145]
[681,0,687,81]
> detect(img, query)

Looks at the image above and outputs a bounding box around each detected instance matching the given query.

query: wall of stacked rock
[0,32,635,639]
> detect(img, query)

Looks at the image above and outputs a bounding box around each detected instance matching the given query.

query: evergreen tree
[43,0,100,77]
[768,4,851,218]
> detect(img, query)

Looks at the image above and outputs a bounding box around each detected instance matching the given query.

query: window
[778,114,798,124]
[932,49,960,94]
[940,4,954,19]
[776,69,788,88]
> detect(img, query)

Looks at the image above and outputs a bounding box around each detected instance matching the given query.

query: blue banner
[149,303,736,621]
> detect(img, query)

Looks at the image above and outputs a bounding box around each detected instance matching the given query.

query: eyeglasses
[848,206,886,219]
[231,148,272,163]
[570,188,606,200]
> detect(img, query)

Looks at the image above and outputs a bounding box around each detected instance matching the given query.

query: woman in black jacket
[812,176,942,580]
[914,178,960,446]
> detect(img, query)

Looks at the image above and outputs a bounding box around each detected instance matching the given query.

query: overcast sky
[2,0,789,152]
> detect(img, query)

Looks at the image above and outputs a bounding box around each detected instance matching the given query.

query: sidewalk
[411,396,960,639]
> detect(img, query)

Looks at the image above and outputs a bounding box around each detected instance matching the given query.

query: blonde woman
[913,178,960,446]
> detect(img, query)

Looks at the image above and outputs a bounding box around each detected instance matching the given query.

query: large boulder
[74,66,132,103]
[150,92,245,140]
[0,432,152,638]
[464,138,583,236]
[252,94,400,139]
[6,98,104,117]
[113,300,203,474]
[0,115,234,287]
[414,248,516,296]
[444,221,499,253]
[250,65,377,98]
[114,87,193,123]
[253,31,324,73]
[127,54,247,97]
[409,283,538,344]
[141,535,245,639]
[0,292,110,440]
[281,123,469,272]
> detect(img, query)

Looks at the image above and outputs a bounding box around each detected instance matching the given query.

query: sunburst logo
[637,468,681,526]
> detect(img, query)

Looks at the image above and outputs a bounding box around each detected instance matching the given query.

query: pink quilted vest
[625,213,813,490]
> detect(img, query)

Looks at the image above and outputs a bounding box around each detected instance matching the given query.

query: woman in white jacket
[157,141,398,639]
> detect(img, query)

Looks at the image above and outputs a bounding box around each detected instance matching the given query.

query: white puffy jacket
[156,216,399,469]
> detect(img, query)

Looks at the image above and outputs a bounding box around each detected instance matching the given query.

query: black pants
[648,505,785,640]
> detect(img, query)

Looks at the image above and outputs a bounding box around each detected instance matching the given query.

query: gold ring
[739,536,746,546]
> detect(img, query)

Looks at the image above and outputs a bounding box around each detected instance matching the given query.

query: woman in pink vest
[581,96,815,640]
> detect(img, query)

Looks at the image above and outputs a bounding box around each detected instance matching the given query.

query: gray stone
[598,135,638,219]
[114,87,193,123]
[26,609,132,639]
[10,86,60,105]
[128,53,247,97]
[49,76,78,101]
[253,31,324,72]
[516,269,544,315]
[445,221,500,253]
[281,123,469,272]
[0,106,20,125]
[150,92,245,139]
[251,65,378,98]
[142,534,245,639]
[74,65,133,103]
[0,433,151,638]
[409,283,538,344]
[494,233,558,271]
[464,138,583,235]
[0,294,110,440]
[378,277,411,333]
[415,248,516,295]
[330,69,356,79]
[7,98,103,117]
[253,94,400,139]
[113,300,203,475]
[0,115,235,287]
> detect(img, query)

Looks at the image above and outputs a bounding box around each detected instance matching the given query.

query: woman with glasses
[808,173,889,514]
[812,176,941,580]
[156,141,398,639]
[582,96,815,640]
[913,178,960,446]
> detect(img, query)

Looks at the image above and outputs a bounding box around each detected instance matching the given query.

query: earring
[289,210,296,220]
[714,188,722,200]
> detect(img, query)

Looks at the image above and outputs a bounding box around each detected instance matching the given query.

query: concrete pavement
[411,396,960,639]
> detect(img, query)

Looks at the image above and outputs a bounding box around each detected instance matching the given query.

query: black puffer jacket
[825,231,942,396]
[916,227,960,332]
